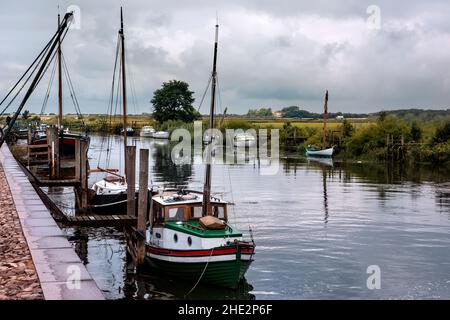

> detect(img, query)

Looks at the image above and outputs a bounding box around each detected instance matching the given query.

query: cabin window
[190,206,203,218]
[187,237,192,246]
[168,207,184,221]
[173,234,178,243]
[213,206,225,219]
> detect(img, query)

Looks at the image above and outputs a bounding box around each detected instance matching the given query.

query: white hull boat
[153,131,170,139]
[234,133,256,148]
[305,146,334,158]
[140,126,155,137]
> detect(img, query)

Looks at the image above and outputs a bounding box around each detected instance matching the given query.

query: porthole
[173,233,178,243]
[187,236,192,246]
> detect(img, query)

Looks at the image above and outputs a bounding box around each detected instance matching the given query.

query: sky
[1,0,450,115]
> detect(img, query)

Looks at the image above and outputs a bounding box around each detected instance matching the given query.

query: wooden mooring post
[125,147,149,269]
[137,149,149,265]
[126,146,136,217]
[74,138,89,212]
[47,126,60,179]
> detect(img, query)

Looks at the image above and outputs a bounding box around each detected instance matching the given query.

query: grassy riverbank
[7,113,450,165]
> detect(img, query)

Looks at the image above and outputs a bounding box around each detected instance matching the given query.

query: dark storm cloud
[1,0,450,114]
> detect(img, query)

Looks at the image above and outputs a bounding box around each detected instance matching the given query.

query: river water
[49,134,450,299]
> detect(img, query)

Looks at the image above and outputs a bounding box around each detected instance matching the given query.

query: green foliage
[409,142,450,164]
[246,107,273,118]
[433,121,450,143]
[157,120,195,134]
[221,119,254,130]
[344,116,410,158]
[151,80,200,123]
[281,106,316,118]
[378,108,450,123]
[340,119,355,138]
[410,121,422,142]
[22,110,30,120]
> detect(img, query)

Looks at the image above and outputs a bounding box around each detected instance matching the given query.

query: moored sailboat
[144,22,255,289]
[30,13,89,157]
[89,8,148,214]
[305,90,334,158]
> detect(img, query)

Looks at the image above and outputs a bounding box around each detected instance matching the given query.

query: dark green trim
[164,220,242,238]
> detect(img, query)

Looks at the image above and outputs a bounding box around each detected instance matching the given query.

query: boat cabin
[151,190,228,226]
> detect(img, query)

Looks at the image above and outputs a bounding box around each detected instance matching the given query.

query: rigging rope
[184,248,215,297]
[125,50,139,116]
[61,51,86,130]
[0,29,59,114]
[40,55,57,115]
[1,38,54,116]
[0,17,71,119]
[98,33,120,169]
[196,75,212,113]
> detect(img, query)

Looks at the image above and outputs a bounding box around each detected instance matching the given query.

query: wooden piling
[75,138,89,212]
[80,139,89,210]
[126,146,136,217]
[137,148,149,264]
[74,139,80,181]
[47,126,60,179]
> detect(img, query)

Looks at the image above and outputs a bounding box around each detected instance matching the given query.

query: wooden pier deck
[64,215,137,227]
[0,144,104,300]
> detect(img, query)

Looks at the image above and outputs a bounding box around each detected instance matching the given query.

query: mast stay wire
[61,51,86,130]
[125,50,139,117]
[196,75,212,113]
[0,35,56,116]
[40,56,58,115]
[1,34,63,119]
[0,28,59,114]
[98,33,120,170]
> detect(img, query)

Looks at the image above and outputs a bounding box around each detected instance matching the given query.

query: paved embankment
[0,144,104,300]
[0,164,43,299]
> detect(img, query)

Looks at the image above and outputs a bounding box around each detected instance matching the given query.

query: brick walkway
[0,164,43,300]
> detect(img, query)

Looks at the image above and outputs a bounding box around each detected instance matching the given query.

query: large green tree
[151,80,200,123]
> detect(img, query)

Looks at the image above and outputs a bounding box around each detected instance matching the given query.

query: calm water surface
[48,135,450,299]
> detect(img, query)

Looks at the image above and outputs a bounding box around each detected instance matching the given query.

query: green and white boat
[146,189,255,289]
[144,22,255,289]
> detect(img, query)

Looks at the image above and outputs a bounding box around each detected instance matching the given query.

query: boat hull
[89,191,151,215]
[140,132,154,137]
[145,244,254,289]
[31,134,88,156]
[153,131,169,139]
[305,147,334,158]
[234,140,256,148]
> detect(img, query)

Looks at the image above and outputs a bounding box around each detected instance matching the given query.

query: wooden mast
[322,90,329,149]
[119,7,128,176]
[202,22,219,216]
[57,13,63,130]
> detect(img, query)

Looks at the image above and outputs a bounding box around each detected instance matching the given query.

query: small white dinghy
[152,131,170,139]
[140,126,155,137]
[234,132,256,148]
[305,146,334,158]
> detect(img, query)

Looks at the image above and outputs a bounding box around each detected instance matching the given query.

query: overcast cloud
[1,0,450,115]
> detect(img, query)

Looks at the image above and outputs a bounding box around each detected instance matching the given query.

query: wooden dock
[14,152,137,227]
[64,214,137,227]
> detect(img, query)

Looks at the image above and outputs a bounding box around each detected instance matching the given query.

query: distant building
[336,115,344,120]
[273,111,283,118]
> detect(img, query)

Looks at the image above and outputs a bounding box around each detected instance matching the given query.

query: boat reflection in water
[123,265,255,300]
[65,226,254,300]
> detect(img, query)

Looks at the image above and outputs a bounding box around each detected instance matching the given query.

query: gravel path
[0,164,43,300]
